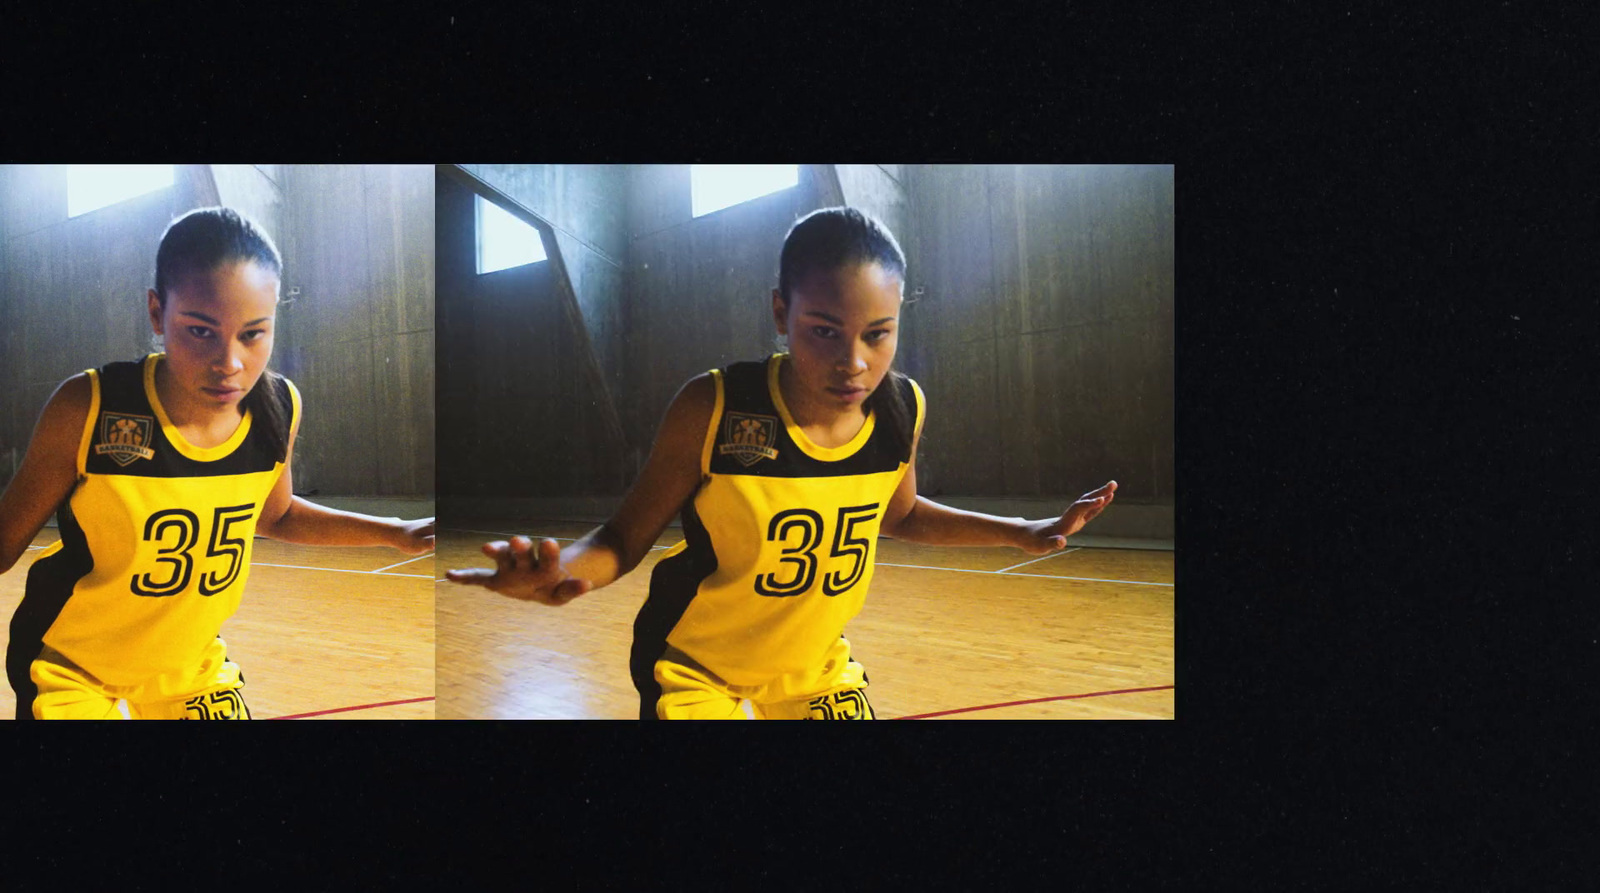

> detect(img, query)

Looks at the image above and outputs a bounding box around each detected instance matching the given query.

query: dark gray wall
[1,164,216,485]
[275,164,435,497]
[621,164,832,468]
[0,164,434,497]
[433,163,1170,507]
[901,164,1174,502]
[458,164,629,406]
[611,163,1172,503]
[435,171,625,502]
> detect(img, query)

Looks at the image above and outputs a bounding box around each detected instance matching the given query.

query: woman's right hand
[445,536,593,606]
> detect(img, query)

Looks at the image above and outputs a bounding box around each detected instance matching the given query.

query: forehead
[789,263,903,318]
[163,261,280,318]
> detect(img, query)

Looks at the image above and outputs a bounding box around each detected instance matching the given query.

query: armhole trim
[285,377,303,441]
[279,377,303,485]
[909,376,927,443]
[77,369,101,475]
[700,369,724,477]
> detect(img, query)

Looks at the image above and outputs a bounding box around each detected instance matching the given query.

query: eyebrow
[179,312,273,327]
[802,311,898,326]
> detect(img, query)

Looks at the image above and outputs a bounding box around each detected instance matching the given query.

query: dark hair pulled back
[153,207,290,461]
[777,207,914,454]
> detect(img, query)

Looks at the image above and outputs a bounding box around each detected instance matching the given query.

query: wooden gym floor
[437,522,1173,720]
[0,529,435,720]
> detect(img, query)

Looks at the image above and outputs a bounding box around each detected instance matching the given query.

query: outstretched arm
[254,410,434,554]
[884,486,1117,554]
[879,424,1116,554]
[0,376,91,575]
[445,374,714,606]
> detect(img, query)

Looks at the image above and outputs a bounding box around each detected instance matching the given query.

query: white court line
[875,561,1173,588]
[370,553,435,574]
[995,548,1080,574]
[251,562,434,579]
[444,528,1156,581]
[445,528,670,550]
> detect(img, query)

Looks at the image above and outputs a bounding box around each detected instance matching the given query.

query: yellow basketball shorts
[653,637,876,720]
[30,638,252,720]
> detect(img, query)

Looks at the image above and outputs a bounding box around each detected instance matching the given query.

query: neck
[153,356,243,429]
[777,355,865,431]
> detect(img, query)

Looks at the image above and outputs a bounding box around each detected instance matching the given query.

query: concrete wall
[621,164,834,470]
[456,164,628,410]
[1,164,216,486]
[901,164,1174,506]
[0,164,434,497]
[274,164,435,497]
[434,170,625,508]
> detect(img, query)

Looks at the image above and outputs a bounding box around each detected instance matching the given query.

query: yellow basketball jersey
[12,354,298,688]
[632,354,925,690]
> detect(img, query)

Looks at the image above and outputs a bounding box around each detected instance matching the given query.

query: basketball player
[0,207,434,720]
[448,207,1115,720]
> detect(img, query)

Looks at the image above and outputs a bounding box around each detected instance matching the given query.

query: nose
[215,341,245,377]
[837,342,869,376]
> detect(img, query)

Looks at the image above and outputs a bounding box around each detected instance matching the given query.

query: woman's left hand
[1021,481,1117,554]
[392,517,436,555]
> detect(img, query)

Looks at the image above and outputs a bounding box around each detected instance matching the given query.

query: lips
[827,384,869,401]
[202,385,244,400]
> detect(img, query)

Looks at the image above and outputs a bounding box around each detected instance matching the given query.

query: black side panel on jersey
[83,359,284,479]
[706,360,915,479]
[631,499,718,720]
[7,500,94,720]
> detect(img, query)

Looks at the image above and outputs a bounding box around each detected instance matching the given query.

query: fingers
[1083,480,1117,499]
[503,536,536,575]
[536,537,562,569]
[445,567,496,585]
[455,535,576,603]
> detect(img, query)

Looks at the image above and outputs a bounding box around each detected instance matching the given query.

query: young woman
[0,207,434,720]
[448,206,1115,720]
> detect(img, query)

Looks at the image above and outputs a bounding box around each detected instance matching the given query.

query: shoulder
[47,373,95,421]
[30,373,94,451]
[667,372,719,424]
[652,373,719,453]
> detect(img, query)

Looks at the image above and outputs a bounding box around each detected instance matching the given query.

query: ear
[147,289,164,335]
[771,288,788,335]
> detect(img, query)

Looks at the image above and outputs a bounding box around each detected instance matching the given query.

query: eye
[811,326,838,339]
[186,326,214,339]
[241,329,268,343]
[865,329,892,344]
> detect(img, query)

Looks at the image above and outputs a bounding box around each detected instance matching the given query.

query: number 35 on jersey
[754,503,880,598]
[131,503,258,598]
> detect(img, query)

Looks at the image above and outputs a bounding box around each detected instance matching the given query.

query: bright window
[690,164,799,217]
[66,165,175,217]
[476,194,547,274]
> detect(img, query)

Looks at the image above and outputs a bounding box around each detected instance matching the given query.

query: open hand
[444,536,593,606]
[1021,480,1117,554]
[392,518,436,555]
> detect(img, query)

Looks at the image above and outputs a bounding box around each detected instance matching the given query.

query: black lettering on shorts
[182,688,250,720]
[805,688,873,720]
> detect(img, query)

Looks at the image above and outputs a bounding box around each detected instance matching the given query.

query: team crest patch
[94,412,156,466]
[719,412,780,466]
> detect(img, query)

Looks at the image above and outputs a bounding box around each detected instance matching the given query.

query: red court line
[269,696,435,720]
[895,685,1174,719]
